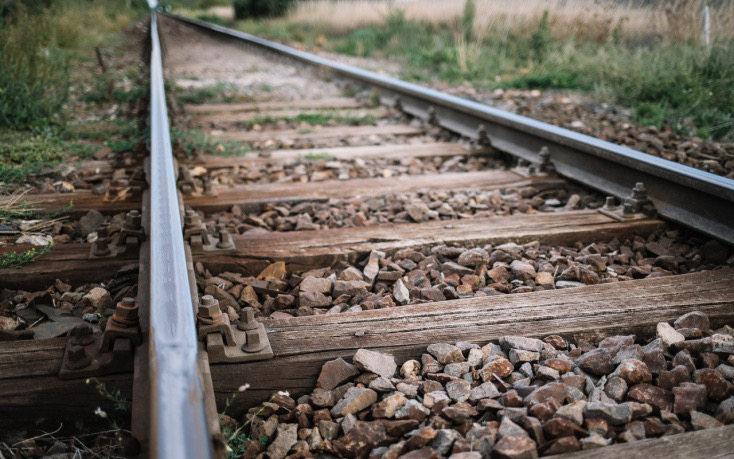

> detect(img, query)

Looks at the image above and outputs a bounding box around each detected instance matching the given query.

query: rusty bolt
[70,323,95,346]
[603,196,616,209]
[198,295,221,318]
[114,297,139,323]
[93,237,111,256]
[238,307,258,331]
[68,345,86,363]
[124,210,142,229]
[242,329,265,353]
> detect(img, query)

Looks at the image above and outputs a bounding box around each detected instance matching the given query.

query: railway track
[1,9,734,459]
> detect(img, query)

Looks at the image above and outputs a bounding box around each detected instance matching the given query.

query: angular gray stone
[266,423,297,459]
[330,387,378,417]
[299,276,332,294]
[509,349,540,365]
[446,379,472,402]
[584,402,632,425]
[353,349,397,378]
[78,210,105,237]
[427,343,465,364]
[498,417,528,439]
[500,336,545,352]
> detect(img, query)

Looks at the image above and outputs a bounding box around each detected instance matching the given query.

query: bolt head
[198,296,220,318]
[68,345,86,362]
[72,323,92,338]
[121,297,136,307]
[115,302,139,321]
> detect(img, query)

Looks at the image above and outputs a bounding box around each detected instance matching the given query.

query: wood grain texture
[189,142,485,169]
[0,191,140,214]
[563,424,734,459]
[0,242,138,290]
[196,210,664,275]
[186,98,362,114]
[209,268,734,412]
[218,124,423,143]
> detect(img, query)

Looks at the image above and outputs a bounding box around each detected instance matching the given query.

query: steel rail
[146,11,214,459]
[168,15,734,245]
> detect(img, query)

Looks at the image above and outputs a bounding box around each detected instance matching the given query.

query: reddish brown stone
[397,447,439,459]
[405,426,437,450]
[656,365,691,391]
[616,359,652,385]
[332,421,390,459]
[317,358,360,390]
[545,436,580,455]
[492,435,537,459]
[481,358,515,379]
[577,348,614,376]
[642,417,668,437]
[700,352,721,370]
[695,369,734,401]
[499,390,524,408]
[524,383,566,407]
[542,418,588,439]
[584,418,608,436]
[627,384,673,413]
[312,409,332,425]
[384,420,420,437]
[529,403,556,423]
[543,335,568,350]
[543,358,572,375]
[442,402,479,424]
[673,382,707,416]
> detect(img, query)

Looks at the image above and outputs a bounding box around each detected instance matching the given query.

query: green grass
[0,129,97,183]
[0,243,53,269]
[171,127,252,156]
[243,112,378,128]
[174,83,244,105]
[231,8,734,141]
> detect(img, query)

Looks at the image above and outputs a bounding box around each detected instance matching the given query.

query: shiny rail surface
[145,11,213,459]
[169,14,734,245]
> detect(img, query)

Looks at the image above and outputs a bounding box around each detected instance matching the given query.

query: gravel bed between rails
[195,229,732,320]
[193,154,499,187]
[221,310,734,459]
[204,185,600,234]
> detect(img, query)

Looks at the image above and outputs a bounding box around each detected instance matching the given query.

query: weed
[219,385,290,459]
[0,242,53,269]
[299,152,334,160]
[0,129,97,183]
[86,377,131,412]
[0,5,70,128]
[245,112,377,128]
[175,82,240,105]
[171,127,252,156]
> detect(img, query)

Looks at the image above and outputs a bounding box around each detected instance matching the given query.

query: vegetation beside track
[0,0,148,185]
[179,0,734,142]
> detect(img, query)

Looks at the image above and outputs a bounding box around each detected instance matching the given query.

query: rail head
[168,14,734,245]
[147,11,213,459]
